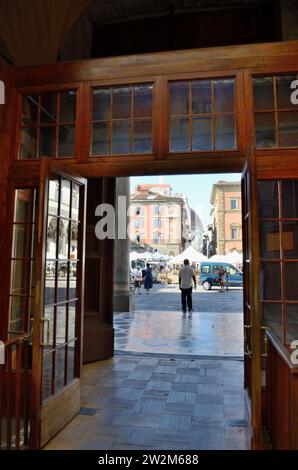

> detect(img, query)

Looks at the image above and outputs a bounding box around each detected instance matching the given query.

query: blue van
[198,261,243,290]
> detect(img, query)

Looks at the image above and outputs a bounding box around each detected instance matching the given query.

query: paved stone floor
[115,285,243,357]
[46,354,249,450]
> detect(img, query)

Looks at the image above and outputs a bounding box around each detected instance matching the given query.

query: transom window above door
[91,84,153,156]
[169,78,236,152]
[253,74,298,148]
[19,90,77,159]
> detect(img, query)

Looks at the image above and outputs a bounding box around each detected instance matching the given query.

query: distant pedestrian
[179,259,197,318]
[144,263,153,294]
[134,266,143,294]
[217,265,226,292]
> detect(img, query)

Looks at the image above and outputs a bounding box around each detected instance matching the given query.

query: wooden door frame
[31,159,87,448]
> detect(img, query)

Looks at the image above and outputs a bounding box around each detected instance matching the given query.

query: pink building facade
[210,181,242,255]
[130,184,185,256]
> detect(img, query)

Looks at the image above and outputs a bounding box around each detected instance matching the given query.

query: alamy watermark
[291,79,298,105]
[0,80,4,105]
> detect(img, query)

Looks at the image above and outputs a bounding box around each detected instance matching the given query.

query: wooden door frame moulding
[10,39,298,88]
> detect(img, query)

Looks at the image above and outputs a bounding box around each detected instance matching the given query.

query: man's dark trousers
[181,287,193,312]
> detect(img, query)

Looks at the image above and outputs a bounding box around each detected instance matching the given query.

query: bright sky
[130,173,241,230]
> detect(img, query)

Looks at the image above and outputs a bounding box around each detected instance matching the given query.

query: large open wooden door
[241,149,262,449]
[31,160,86,448]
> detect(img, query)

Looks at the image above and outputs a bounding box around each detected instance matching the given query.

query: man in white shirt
[179,259,197,318]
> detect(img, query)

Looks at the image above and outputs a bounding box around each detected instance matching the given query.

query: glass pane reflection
[284,262,298,300]
[260,262,281,301]
[169,118,189,152]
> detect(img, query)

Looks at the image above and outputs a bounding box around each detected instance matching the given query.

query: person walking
[179,259,197,318]
[217,265,226,292]
[134,266,143,294]
[144,263,153,294]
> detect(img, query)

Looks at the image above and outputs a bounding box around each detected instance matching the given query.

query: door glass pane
[60,179,71,217]
[72,184,80,221]
[41,93,57,124]
[60,90,77,123]
[278,111,298,147]
[49,178,59,216]
[134,85,152,118]
[93,88,111,121]
[92,122,110,155]
[192,117,212,150]
[67,341,76,382]
[43,306,54,347]
[259,222,280,259]
[19,127,37,159]
[70,262,77,299]
[56,305,67,345]
[254,113,276,148]
[14,189,36,223]
[112,121,131,154]
[285,304,298,344]
[253,77,274,110]
[260,262,281,300]
[47,217,58,258]
[214,79,235,113]
[261,303,282,342]
[39,126,56,157]
[10,260,30,295]
[58,125,75,157]
[133,120,152,153]
[12,225,31,258]
[113,87,131,119]
[215,115,235,149]
[192,80,211,114]
[45,262,56,306]
[282,181,298,218]
[22,95,38,126]
[258,181,279,218]
[276,75,298,109]
[282,222,298,259]
[170,81,189,116]
[70,222,78,259]
[57,262,68,302]
[55,346,66,391]
[68,302,76,341]
[284,262,298,300]
[169,118,189,151]
[58,219,69,259]
[42,352,53,400]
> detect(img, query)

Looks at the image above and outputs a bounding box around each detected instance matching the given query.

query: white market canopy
[208,254,227,263]
[224,250,243,264]
[129,251,142,261]
[170,245,208,264]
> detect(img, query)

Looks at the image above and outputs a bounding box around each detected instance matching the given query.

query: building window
[154,206,162,215]
[153,218,162,229]
[134,219,143,229]
[169,78,236,152]
[135,206,142,216]
[230,199,237,210]
[91,84,153,156]
[253,74,298,148]
[19,90,77,159]
[153,232,162,244]
[231,227,238,240]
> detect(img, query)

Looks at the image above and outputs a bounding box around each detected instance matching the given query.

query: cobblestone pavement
[131,284,243,313]
[46,354,249,450]
[114,285,243,357]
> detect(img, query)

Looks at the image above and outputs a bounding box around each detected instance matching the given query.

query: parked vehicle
[198,261,243,290]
